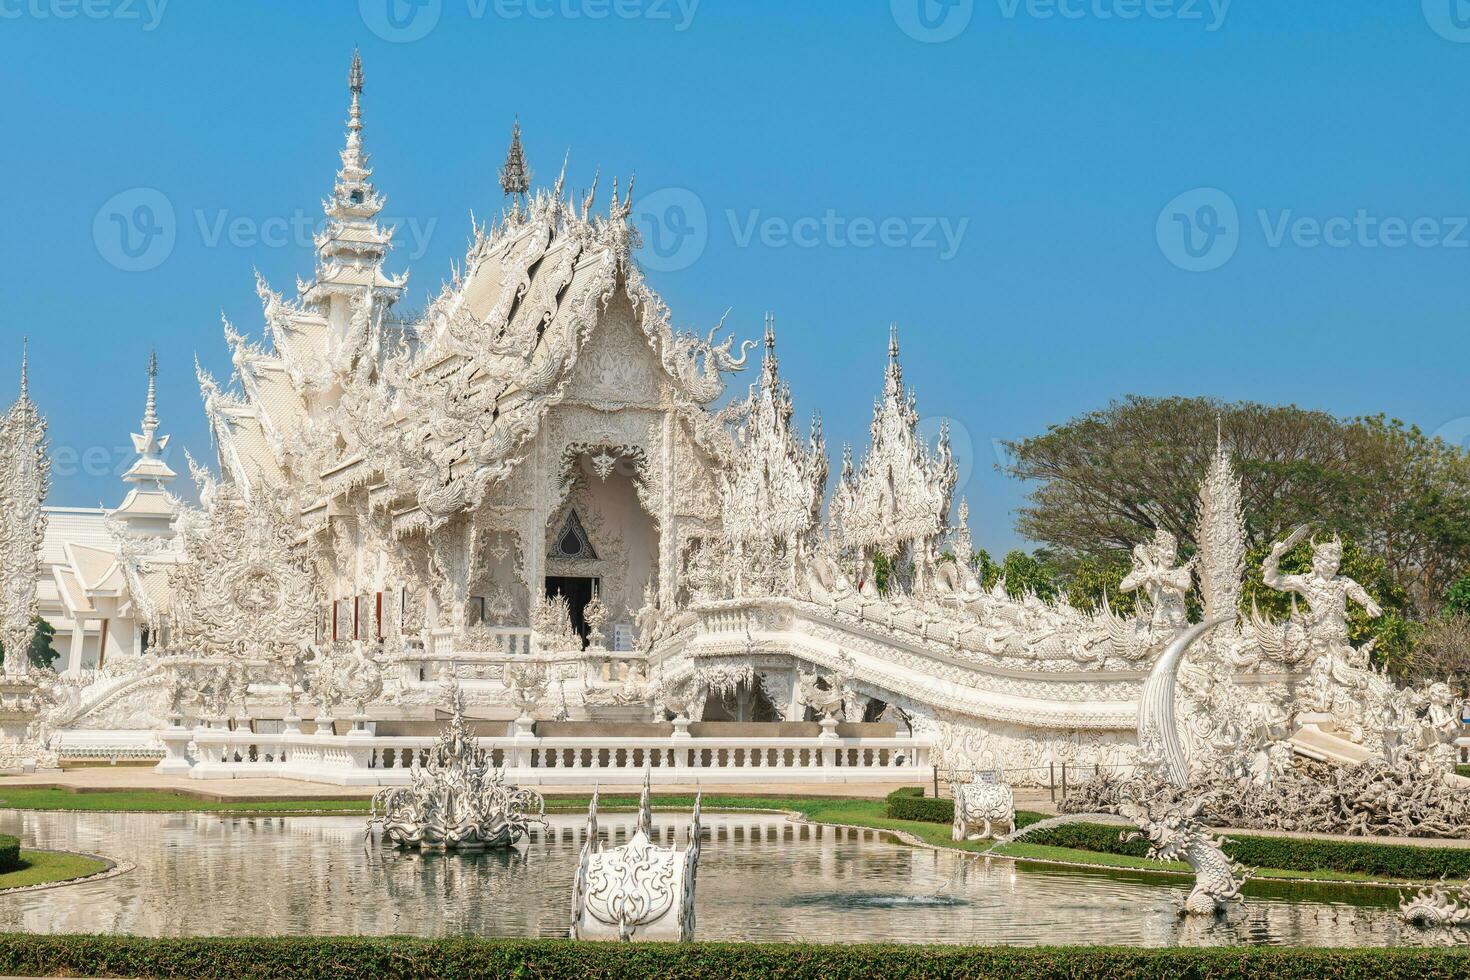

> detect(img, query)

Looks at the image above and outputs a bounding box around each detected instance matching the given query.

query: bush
[1023,821,1470,880]
[0,835,20,874]
[0,936,1462,979]
[884,788,1045,830]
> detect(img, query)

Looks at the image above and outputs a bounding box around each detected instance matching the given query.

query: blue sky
[3,2,1469,554]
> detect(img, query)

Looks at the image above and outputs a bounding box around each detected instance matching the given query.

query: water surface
[0,810,1437,946]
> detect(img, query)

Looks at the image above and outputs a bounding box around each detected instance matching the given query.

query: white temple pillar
[65,620,86,675]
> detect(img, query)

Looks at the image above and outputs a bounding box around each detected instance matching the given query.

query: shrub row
[0,935,1464,980]
[886,788,1470,881]
[0,835,20,874]
[884,787,1046,830]
[1022,820,1470,881]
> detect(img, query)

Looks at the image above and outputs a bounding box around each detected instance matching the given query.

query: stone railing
[157,726,931,787]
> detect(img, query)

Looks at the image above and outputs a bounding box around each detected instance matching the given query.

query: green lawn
[0,851,108,890]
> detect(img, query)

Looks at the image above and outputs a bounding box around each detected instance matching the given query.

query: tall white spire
[306,49,405,304]
[123,350,176,493]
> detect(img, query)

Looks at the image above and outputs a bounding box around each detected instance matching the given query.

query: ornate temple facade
[12,53,1453,787]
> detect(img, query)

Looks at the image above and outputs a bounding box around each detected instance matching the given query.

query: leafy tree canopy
[1003,396,1470,619]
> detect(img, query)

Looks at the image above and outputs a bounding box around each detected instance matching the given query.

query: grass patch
[0,851,108,890]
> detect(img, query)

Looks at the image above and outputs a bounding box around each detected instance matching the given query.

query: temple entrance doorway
[545,576,598,646]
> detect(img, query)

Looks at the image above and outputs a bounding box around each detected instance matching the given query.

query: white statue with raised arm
[1262,525,1381,657]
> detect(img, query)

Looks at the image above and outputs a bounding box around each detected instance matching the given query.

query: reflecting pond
[0,809,1437,946]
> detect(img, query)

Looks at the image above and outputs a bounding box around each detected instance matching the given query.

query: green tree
[0,617,60,671]
[999,550,1060,602]
[1003,396,1470,618]
[1239,536,1417,678]
[1065,551,1138,616]
[1445,575,1470,617]
[973,549,1002,591]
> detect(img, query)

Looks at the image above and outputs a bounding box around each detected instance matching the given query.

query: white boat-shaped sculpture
[570,776,702,941]
[369,679,546,850]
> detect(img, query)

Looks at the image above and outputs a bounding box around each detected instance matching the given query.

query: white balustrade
[170,729,932,787]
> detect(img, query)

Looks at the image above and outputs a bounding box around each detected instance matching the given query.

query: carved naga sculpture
[1117,796,1250,916]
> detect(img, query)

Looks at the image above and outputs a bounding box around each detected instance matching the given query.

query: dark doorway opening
[545,576,598,648]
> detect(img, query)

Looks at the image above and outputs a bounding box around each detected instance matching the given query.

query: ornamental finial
[348,47,364,132]
[888,322,900,362]
[1215,412,1224,455]
[144,349,159,430]
[17,337,28,402]
[500,118,531,200]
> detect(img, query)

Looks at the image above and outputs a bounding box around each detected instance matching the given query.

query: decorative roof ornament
[829,324,957,565]
[721,314,828,574]
[499,118,531,201]
[122,349,177,493]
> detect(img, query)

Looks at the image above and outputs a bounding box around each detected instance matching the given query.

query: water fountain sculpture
[1117,796,1250,916]
[949,773,1015,841]
[570,774,702,942]
[1400,877,1470,928]
[368,679,546,850]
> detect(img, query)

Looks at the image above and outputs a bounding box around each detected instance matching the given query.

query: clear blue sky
[3,2,1468,554]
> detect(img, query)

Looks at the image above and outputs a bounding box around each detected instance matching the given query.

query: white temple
[5,53,1459,789]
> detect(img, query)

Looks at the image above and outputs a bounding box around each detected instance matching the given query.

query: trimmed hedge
[884,787,1045,830]
[1023,821,1470,881]
[0,835,19,874]
[886,789,1470,881]
[0,935,1463,979]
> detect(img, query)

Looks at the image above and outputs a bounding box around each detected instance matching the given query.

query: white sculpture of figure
[1262,526,1382,726]
[950,773,1015,841]
[570,774,701,942]
[1263,526,1381,659]
[1119,529,1193,632]
[1417,681,1463,774]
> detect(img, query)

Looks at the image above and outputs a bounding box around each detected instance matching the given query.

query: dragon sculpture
[1117,796,1251,916]
[1401,877,1470,929]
